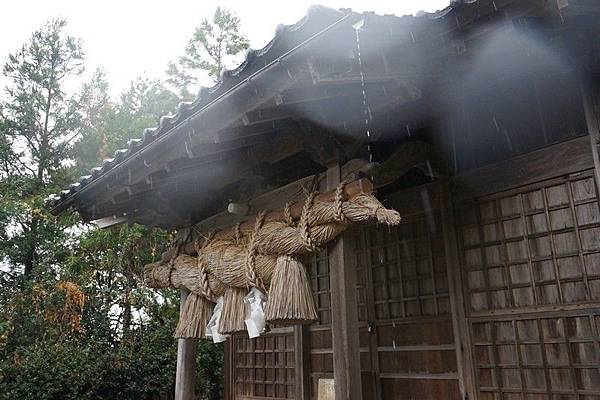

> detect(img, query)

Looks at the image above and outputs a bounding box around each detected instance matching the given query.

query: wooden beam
[453,135,594,200]
[582,75,600,200]
[360,229,382,400]
[326,163,363,400]
[440,183,477,400]
[224,339,234,400]
[175,289,197,400]
[294,325,311,400]
[180,158,371,237]
[88,130,306,221]
[373,141,432,188]
[161,178,373,260]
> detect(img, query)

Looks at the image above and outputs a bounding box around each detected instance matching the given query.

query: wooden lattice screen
[350,184,461,400]
[457,169,600,399]
[355,212,451,320]
[308,249,332,326]
[232,332,295,399]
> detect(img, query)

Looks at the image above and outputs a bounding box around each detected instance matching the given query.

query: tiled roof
[49,1,478,213]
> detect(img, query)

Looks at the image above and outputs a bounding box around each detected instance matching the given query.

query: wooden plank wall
[228,135,600,400]
[307,183,462,400]
[358,184,461,400]
[230,329,296,399]
[454,166,600,399]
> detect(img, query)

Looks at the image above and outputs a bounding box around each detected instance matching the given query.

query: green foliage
[167,7,249,96]
[0,16,226,400]
[0,18,84,278]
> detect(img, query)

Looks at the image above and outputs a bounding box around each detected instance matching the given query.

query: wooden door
[354,183,462,400]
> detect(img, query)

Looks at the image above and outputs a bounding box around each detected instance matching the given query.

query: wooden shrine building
[51,1,600,399]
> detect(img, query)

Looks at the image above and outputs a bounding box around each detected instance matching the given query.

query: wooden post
[582,74,600,197]
[294,325,311,399]
[175,289,197,400]
[327,163,363,400]
[224,339,234,400]
[440,183,477,400]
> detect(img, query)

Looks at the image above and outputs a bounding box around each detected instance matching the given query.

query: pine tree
[0,18,84,278]
[166,7,249,97]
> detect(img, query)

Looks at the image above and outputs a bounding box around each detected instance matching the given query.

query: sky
[1,0,450,96]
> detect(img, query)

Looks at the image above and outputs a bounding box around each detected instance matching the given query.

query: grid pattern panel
[458,172,600,312]
[354,232,368,322]
[472,312,600,400]
[308,249,331,325]
[233,333,295,399]
[355,212,450,320]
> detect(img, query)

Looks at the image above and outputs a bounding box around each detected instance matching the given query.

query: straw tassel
[174,292,214,338]
[218,287,248,334]
[174,234,219,339]
[265,255,317,325]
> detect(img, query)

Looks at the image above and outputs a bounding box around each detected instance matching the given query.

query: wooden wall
[455,168,600,400]
[306,183,462,400]
[226,161,600,399]
[226,134,600,400]
[230,329,296,399]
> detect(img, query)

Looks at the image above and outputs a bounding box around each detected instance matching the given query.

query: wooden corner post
[294,324,311,399]
[582,74,600,198]
[175,289,197,400]
[327,163,363,400]
[440,183,477,400]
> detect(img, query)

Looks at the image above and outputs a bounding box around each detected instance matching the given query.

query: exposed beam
[89,130,306,220]
[452,135,594,199]
[161,177,373,260]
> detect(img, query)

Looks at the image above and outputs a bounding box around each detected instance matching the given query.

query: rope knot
[246,211,266,291]
[299,191,317,252]
[334,180,349,223]
[283,202,295,226]
[195,231,216,301]
[167,243,182,288]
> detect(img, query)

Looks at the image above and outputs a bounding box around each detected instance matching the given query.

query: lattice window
[233,332,295,399]
[458,171,600,313]
[472,312,600,399]
[355,212,450,320]
[354,231,368,322]
[308,249,331,325]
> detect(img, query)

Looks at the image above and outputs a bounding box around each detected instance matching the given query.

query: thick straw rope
[167,243,182,287]
[196,232,216,302]
[246,211,266,291]
[298,191,317,252]
[284,202,294,226]
[145,192,401,294]
[334,181,349,223]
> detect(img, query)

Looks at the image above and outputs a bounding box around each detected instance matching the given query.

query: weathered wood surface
[326,164,363,400]
[440,183,477,400]
[162,178,373,261]
[453,135,593,199]
[174,289,197,400]
[583,77,600,210]
[294,325,311,399]
[454,164,600,399]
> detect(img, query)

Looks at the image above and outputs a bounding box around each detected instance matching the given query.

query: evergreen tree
[166,7,249,97]
[0,18,84,278]
[0,17,224,400]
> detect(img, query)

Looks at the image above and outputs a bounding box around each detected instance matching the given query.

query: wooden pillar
[582,74,600,196]
[175,289,197,400]
[440,184,477,400]
[294,325,311,399]
[327,163,363,400]
[224,339,234,400]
